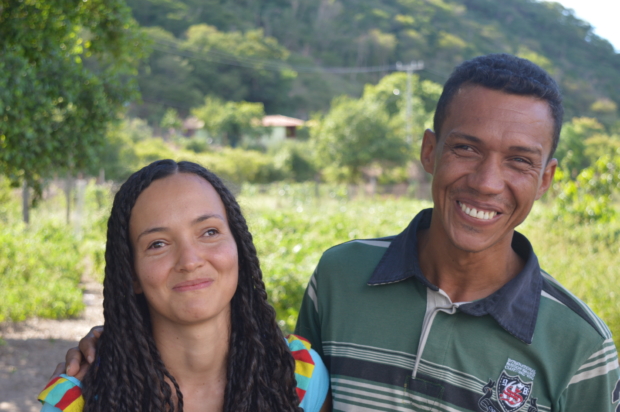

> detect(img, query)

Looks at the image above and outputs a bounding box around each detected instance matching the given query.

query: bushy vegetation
[6,177,619,349]
[124,0,620,127]
[0,182,110,322]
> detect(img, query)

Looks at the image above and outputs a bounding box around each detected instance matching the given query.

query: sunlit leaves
[0,0,145,190]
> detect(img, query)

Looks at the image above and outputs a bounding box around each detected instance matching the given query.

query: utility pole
[395,61,424,146]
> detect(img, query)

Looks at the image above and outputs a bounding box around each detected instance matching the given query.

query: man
[294,54,620,411]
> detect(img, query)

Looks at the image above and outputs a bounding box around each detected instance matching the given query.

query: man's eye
[453,144,474,152]
[513,157,532,165]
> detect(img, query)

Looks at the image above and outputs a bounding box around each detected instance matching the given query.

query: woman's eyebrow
[193,213,226,224]
[136,214,227,241]
[137,226,167,241]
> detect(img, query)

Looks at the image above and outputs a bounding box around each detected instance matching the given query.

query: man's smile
[457,200,499,221]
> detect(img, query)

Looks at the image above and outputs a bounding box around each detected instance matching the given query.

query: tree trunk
[65,173,73,225]
[75,173,86,238]
[22,181,29,224]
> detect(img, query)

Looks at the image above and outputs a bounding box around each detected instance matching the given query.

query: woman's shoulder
[38,374,84,412]
[286,335,329,412]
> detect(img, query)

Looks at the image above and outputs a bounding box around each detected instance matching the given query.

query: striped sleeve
[561,338,620,411]
[38,374,84,412]
[287,334,329,412]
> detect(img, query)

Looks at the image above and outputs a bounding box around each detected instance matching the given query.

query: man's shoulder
[322,235,397,258]
[538,269,612,341]
[319,235,397,268]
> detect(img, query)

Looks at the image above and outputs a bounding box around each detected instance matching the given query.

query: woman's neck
[151,309,230,412]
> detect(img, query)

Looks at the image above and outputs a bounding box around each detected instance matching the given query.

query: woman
[38,160,329,412]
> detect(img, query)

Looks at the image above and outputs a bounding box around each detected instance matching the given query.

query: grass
[2,181,619,348]
[0,182,110,322]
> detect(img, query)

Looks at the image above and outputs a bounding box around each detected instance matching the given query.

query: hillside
[124,0,620,128]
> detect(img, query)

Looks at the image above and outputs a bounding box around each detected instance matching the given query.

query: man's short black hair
[433,53,563,159]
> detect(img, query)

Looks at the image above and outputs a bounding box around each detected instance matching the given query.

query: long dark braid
[82,159,302,411]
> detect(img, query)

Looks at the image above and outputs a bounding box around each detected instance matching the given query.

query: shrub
[0,221,84,321]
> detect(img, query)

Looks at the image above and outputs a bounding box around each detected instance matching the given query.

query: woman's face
[129,173,239,327]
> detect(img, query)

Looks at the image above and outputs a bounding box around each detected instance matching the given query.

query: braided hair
[82,159,302,412]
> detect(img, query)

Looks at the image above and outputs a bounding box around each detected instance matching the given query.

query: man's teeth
[459,202,497,220]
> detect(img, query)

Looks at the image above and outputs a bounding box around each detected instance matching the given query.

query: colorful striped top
[38,334,328,412]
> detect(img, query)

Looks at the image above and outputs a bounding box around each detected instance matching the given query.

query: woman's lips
[173,278,214,292]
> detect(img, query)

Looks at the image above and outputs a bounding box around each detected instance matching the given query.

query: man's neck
[417,225,525,303]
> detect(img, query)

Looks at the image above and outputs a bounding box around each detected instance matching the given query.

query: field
[1,181,619,348]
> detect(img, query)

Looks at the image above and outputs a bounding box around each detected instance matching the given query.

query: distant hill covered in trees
[125,0,620,129]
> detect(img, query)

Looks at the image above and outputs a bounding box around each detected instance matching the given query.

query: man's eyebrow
[136,214,226,241]
[446,132,482,144]
[508,145,542,157]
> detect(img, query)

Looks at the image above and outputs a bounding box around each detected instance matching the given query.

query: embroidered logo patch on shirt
[497,372,533,412]
[477,369,538,412]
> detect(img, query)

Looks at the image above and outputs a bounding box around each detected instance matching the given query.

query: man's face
[420,85,557,253]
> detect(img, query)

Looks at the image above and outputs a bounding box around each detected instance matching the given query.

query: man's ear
[536,157,558,200]
[420,129,438,175]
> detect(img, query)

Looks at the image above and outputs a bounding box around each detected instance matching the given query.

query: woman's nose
[174,241,205,272]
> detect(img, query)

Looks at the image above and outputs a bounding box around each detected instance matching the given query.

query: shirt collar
[367,208,542,344]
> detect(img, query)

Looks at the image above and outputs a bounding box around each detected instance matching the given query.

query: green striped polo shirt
[295,208,620,412]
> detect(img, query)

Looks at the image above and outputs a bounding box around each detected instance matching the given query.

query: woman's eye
[204,228,218,237]
[148,241,165,249]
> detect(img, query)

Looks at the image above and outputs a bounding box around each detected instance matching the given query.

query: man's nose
[174,241,205,272]
[468,156,505,195]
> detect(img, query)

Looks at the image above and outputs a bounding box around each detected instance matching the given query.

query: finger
[65,347,83,377]
[50,362,66,380]
[75,360,90,381]
[79,325,103,364]
[91,326,103,339]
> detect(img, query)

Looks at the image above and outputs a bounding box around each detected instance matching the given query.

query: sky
[549,0,620,52]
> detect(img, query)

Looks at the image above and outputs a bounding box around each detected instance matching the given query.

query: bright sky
[548,0,620,52]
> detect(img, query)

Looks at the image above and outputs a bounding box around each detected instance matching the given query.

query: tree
[555,117,606,177]
[0,0,145,215]
[312,96,408,183]
[192,96,265,147]
[312,72,441,184]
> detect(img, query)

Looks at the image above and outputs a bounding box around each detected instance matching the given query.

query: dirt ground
[0,280,103,412]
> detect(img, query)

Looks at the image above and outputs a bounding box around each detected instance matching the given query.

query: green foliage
[87,119,144,182]
[160,108,183,131]
[120,0,620,125]
[271,141,318,182]
[188,149,281,185]
[133,23,294,121]
[0,0,146,190]
[313,95,405,182]
[553,151,620,223]
[240,184,432,331]
[312,72,439,183]
[182,136,211,153]
[192,96,266,147]
[555,117,607,176]
[3,180,620,351]
[0,221,84,322]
